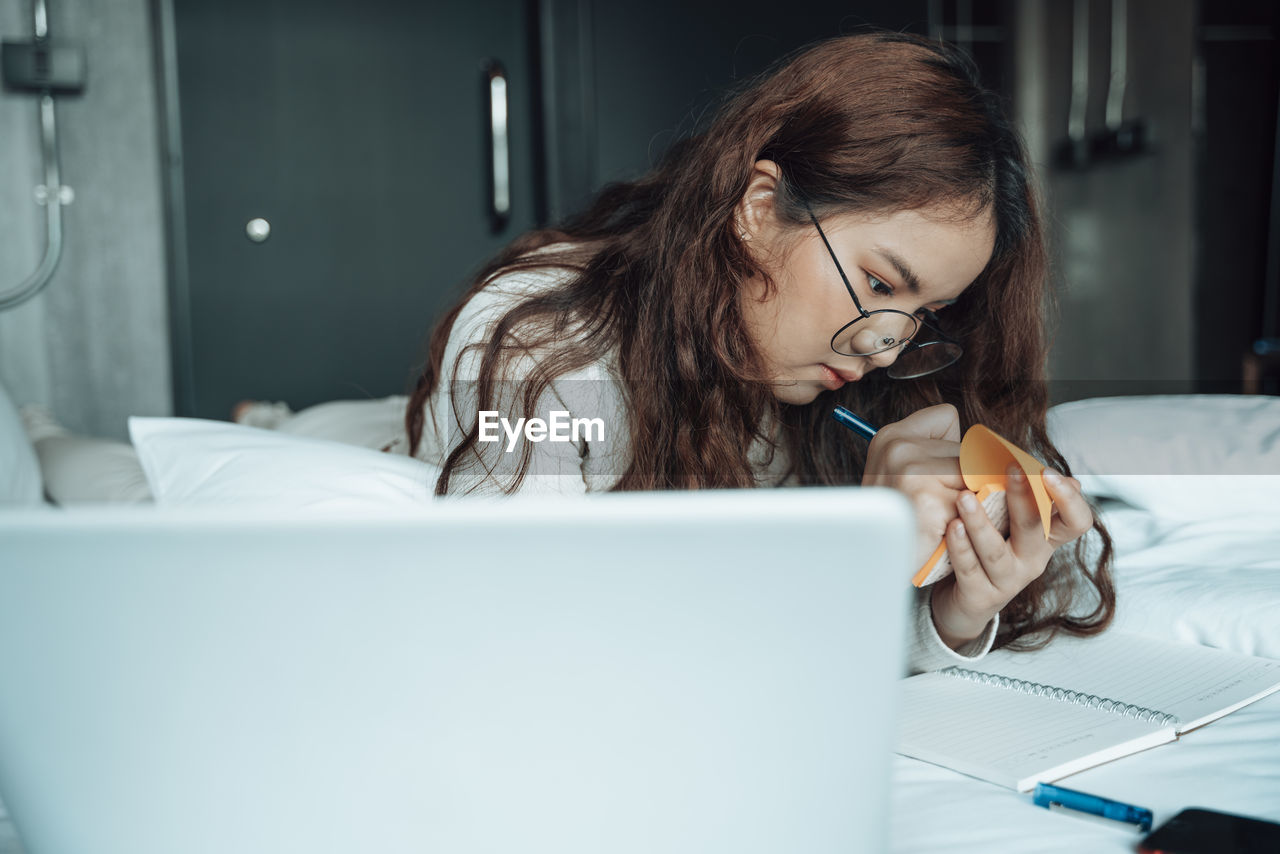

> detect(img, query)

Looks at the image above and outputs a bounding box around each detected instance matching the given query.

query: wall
[0,0,1210,443]
[589,0,931,187]
[1194,4,1279,389]
[1015,0,1197,401]
[0,0,171,441]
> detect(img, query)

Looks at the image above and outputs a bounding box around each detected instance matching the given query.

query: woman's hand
[929,463,1094,648]
[863,403,1096,650]
[862,403,968,567]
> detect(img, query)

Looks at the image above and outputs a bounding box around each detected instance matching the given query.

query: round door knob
[245,218,271,243]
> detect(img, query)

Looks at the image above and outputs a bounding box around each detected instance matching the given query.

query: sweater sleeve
[905,585,999,675]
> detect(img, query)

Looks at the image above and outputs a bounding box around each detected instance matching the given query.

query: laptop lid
[0,487,913,854]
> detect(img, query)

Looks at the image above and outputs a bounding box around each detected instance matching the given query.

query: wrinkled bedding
[3,395,1276,852]
[892,396,1280,852]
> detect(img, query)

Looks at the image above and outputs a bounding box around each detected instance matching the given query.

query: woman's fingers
[939,465,1095,637]
[956,491,1007,564]
[1042,468,1095,545]
[945,518,989,588]
[1005,465,1056,569]
[954,466,1063,591]
[894,402,963,442]
[862,405,974,563]
[944,509,1009,620]
[1005,467,1044,535]
[869,435,965,486]
[954,488,1018,586]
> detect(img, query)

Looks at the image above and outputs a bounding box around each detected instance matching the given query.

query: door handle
[485,60,510,233]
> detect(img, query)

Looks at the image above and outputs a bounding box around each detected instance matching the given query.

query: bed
[894,394,1280,851]
[1,390,1277,852]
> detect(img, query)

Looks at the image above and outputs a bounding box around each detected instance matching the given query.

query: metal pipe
[1068,0,1089,147]
[1106,0,1127,131]
[0,1,69,313]
[34,0,48,40]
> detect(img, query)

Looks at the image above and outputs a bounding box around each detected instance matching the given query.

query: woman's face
[739,183,997,404]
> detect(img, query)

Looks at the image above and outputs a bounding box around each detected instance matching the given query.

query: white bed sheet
[890,478,1280,851]
[1106,510,1280,659]
[890,691,1280,852]
[3,396,1276,852]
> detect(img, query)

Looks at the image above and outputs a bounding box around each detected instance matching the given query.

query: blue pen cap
[1098,798,1153,830]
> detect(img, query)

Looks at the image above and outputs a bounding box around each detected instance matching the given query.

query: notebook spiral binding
[942,667,1181,728]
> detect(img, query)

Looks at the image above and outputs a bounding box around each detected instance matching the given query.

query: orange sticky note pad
[912,425,1053,588]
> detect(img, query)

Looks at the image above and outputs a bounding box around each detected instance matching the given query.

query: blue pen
[1033,783,1153,832]
[831,405,879,441]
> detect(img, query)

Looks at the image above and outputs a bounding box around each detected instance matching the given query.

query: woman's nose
[865,345,902,369]
[849,313,912,355]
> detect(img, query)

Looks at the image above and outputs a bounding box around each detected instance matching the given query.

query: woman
[25,31,1114,675]
[403,31,1114,672]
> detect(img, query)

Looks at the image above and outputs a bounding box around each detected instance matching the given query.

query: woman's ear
[734,159,782,243]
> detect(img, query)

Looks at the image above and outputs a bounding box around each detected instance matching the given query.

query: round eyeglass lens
[886,340,963,379]
[831,309,920,357]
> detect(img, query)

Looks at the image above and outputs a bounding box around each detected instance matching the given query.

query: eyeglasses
[806,205,963,380]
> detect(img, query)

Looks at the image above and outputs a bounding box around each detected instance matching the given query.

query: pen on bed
[832,405,879,441]
[1032,783,1153,833]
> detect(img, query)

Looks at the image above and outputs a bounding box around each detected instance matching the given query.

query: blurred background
[0,0,1277,440]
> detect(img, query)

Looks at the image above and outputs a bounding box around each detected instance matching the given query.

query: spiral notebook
[896,632,1280,791]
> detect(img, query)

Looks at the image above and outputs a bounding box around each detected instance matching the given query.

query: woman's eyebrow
[871,246,926,295]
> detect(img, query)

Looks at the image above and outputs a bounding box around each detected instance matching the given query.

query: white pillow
[1047,394,1280,519]
[128,417,440,509]
[0,385,42,506]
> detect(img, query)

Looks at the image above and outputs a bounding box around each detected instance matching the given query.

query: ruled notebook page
[969,631,1280,731]
[896,672,1175,791]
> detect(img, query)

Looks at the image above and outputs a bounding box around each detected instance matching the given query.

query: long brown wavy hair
[407,31,1115,651]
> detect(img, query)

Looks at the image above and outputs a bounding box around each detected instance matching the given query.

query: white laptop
[0,487,913,854]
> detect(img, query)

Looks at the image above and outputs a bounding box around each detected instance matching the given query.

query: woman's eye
[866,273,893,297]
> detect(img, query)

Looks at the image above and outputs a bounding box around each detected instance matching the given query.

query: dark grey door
[166,0,535,417]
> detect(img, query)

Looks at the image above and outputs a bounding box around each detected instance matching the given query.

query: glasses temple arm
[806,207,868,317]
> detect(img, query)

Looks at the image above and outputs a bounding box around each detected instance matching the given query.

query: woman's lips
[820,363,860,390]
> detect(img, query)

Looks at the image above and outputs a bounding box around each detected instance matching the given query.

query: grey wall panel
[590,1,931,188]
[1016,0,1197,401]
[0,0,172,440]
